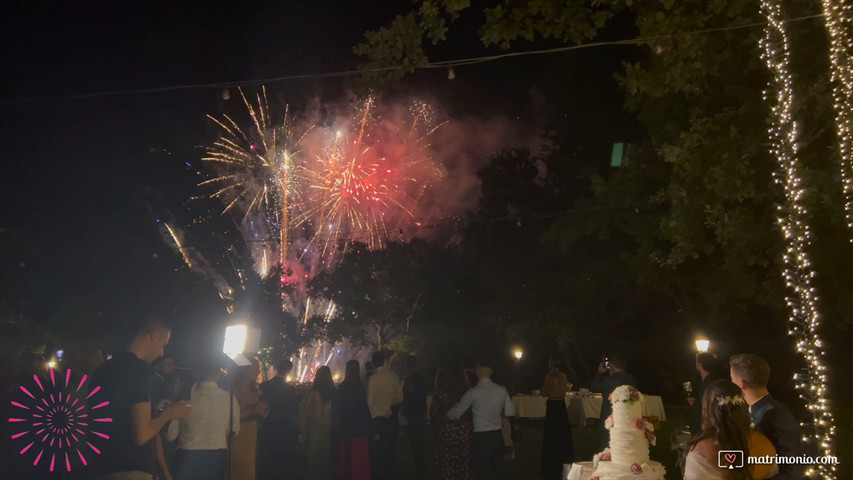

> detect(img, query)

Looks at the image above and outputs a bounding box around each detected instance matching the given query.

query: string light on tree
[820,0,853,235]
[759,2,835,478]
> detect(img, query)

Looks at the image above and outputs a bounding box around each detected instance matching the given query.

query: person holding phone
[590,354,636,450]
[90,318,192,480]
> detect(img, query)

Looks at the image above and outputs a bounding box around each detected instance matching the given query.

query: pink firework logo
[7,368,111,473]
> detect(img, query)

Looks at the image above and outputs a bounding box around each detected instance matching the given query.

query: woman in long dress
[333,360,372,480]
[231,360,269,480]
[684,379,776,480]
[539,355,574,479]
[430,365,474,480]
[301,365,336,480]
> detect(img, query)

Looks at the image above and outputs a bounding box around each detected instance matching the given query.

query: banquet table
[511,393,666,427]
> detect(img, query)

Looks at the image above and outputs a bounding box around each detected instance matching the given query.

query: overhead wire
[0,13,824,105]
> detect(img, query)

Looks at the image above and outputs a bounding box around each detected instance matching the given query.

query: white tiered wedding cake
[589,385,666,480]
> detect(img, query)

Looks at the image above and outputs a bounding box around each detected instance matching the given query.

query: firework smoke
[159,220,236,313]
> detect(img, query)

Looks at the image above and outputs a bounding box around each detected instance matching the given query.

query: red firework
[296,97,444,262]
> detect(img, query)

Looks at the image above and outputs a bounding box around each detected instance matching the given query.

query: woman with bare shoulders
[231,359,269,480]
[684,379,776,480]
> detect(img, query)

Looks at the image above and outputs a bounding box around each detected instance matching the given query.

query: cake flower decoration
[630,462,643,474]
[610,385,644,404]
[645,428,657,446]
[593,448,612,466]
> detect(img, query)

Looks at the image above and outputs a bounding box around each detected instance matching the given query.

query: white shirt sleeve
[447,388,474,420]
[367,376,377,417]
[503,390,515,417]
[231,394,241,437]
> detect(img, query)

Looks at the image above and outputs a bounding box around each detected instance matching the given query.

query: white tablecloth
[512,394,604,420]
[565,461,595,480]
[512,393,667,426]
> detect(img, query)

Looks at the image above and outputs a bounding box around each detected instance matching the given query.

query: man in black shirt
[730,353,805,480]
[402,355,429,477]
[258,359,301,480]
[91,318,191,480]
[590,354,637,450]
[688,353,725,433]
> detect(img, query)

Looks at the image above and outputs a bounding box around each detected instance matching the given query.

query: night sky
[1,2,630,355]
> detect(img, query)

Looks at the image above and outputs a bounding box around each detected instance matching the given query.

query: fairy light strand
[760,1,835,478]
[820,0,853,235]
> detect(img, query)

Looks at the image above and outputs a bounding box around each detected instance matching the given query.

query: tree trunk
[374,322,384,351]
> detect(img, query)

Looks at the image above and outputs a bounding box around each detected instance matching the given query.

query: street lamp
[513,349,523,361]
[695,339,710,353]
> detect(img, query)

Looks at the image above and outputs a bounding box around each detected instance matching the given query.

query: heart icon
[724,453,737,464]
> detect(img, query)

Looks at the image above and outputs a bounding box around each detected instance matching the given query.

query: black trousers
[370,416,397,480]
[257,431,301,480]
[471,430,503,480]
[406,419,427,476]
[540,399,575,479]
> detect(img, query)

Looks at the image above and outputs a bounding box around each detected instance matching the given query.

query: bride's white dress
[684,451,725,479]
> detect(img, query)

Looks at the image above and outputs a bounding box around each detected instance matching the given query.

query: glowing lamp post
[514,349,523,361]
[694,339,710,364]
[223,324,260,366]
[223,324,261,473]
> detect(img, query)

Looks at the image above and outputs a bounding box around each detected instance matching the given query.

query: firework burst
[200,87,311,278]
[7,369,110,474]
[193,91,446,376]
[296,97,445,263]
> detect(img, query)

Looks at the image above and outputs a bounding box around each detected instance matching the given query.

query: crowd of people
[36,318,519,480]
[0,316,809,480]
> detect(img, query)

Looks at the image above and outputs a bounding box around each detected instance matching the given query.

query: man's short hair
[136,317,171,337]
[199,359,223,380]
[609,354,627,370]
[477,356,495,369]
[697,352,718,372]
[278,359,293,375]
[372,351,386,367]
[729,353,770,388]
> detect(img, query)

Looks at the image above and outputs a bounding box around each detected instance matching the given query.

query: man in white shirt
[448,359,515,480]
[367,351,403,480]
[172,361,240,480]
